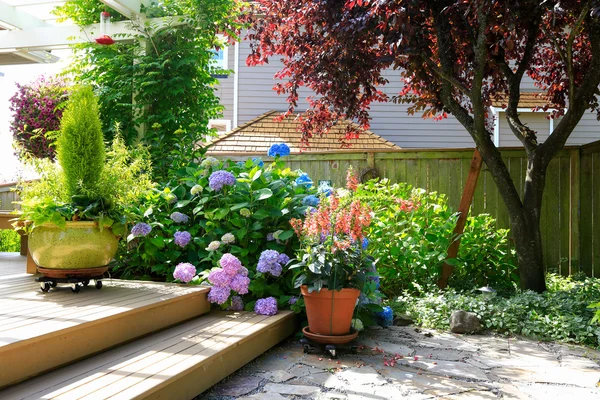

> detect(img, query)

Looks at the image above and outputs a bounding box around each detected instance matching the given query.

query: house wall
[498,112,550,147]
[216,40,599,149]
[213,44,236,122]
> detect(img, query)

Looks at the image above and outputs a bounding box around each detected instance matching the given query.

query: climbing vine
[54,0,245,180]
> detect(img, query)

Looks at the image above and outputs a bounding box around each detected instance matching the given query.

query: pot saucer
[302,326,358,344]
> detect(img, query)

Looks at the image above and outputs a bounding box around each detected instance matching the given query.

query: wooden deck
[0,253,211,388]
[0,311,296,400]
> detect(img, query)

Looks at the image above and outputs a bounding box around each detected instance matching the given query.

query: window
[208,119,231,135]
[210,35,228,72]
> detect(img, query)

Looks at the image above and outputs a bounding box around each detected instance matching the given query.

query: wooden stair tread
[0,311,297,400]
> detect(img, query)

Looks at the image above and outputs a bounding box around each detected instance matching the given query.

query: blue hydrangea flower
[208,170,236,191]
[267,143,291,157]
[170,212,189,224]
[376,306,394,327]
[252,157,264,167]
[288,296,298,305]
[131,222,152,237]
[318,184,333,197]
[295,173,312,188]
[302,195,320,207]
[362,237,369,250]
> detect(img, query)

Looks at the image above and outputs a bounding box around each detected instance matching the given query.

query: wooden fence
[281,147,581,275]
[2,142,599,276]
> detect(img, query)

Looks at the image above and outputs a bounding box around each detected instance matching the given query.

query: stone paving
[202,325,600,399]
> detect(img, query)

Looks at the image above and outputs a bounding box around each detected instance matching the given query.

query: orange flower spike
[346,166,359,191]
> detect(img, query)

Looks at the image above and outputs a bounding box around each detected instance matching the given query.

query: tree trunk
[477,144,548,293]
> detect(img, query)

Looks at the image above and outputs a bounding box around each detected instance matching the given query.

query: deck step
[0,270,210,388]
[0,311,297,400]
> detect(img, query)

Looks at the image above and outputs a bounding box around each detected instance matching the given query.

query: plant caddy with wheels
[17,86,131,293]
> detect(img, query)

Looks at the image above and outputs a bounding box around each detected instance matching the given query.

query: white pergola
[0,0,153,65]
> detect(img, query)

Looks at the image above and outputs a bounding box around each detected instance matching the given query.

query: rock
[394,313,415,326]
[262,370,295,383]
[263,383,320,396]
[215,376,264,397]
[450,310,482,334]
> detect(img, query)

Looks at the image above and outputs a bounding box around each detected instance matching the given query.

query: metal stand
[36,275,104,293]
[299,338,358,359]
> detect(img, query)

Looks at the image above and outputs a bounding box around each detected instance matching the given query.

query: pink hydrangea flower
[173,262,196,283]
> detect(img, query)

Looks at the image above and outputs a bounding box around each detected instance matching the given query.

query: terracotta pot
[29,222,118,275]
[301,285,360,336]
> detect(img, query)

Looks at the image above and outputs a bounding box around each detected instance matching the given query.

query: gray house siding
[214,45,236,122]
[498,113,550,147]
[217,39,598,149]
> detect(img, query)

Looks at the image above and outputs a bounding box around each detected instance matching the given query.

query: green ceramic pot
[29,221,118,270]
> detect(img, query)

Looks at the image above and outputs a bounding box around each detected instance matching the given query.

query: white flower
[191,185,203,195]
[206,241,221,251]
[221,233,235,245]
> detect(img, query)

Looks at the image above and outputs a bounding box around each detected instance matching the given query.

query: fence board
[580,151,594,276]
[558,156,571,275]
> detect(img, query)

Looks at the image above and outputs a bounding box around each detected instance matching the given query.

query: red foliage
[243,0,600,145]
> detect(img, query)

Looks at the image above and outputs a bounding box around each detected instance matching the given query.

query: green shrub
[356,180,517,297]
[451,214,518,293]
[0,230,20,252]
[356,180,458,296]
[393,274,600,347]
[56,85,105,198]
[115,156,317,281]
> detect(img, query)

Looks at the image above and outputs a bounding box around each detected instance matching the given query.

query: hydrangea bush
[9,75,70,161]
[115,150,317,311]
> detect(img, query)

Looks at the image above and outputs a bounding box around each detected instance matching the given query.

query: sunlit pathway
[203,325,600,400]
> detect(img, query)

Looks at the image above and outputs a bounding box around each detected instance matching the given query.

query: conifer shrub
[56,86,105,198]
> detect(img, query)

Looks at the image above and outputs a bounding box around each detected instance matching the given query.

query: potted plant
[290,168,377,342]
[17,86,152,290]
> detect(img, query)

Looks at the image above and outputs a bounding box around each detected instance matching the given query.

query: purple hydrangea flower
[208,286,231,305]
[174,231,192,247]
[173,262,196,283]
[267,143,291,157]
[239,266,249,277]
[131,222,152,237]
[227,296,244,311]
[220,253,242,276]
[170,212,189,224]
[257,249,283,277]
[288,296,298,305]
[254,297,278,316]
[230,274,250,294]
[208,170,236,191]
[266,232,275,241]
[208,269,232,288]
[277,253,290,265]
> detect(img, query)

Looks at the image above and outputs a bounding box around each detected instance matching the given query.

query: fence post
[570,148,581,275]
[438,149,483,289]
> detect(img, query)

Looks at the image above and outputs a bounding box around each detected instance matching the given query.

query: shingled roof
[205,111,401,156]
[491,92,555,109]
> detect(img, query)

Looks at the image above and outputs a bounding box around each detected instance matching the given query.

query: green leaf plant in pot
[16,86,153,284]
[289,167,379,343]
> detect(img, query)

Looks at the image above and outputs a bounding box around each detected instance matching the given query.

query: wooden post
[570,148,581,275]
[437,148,483,289]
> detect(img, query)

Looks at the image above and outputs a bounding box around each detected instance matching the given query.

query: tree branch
[566,2,592,99]
[541,18,600,164]
[421,56,470,96]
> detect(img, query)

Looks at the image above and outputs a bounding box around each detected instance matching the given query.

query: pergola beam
[0,2,49,30]
[99,0,145,19]
[0,17,182,51]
